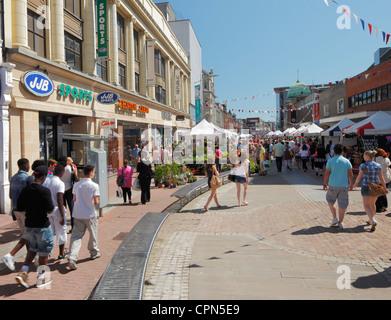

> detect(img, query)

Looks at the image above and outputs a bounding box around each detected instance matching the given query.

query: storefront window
[39,115,56,162]
[123,122,147,164]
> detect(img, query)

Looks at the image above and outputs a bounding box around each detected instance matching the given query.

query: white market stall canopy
[343,111,391,136]
[291,125,309,136]
[283,127,296,136]
[180,119,225,136]
[273,130,283,137]
[321,117,355,137]
[303,123,324,136]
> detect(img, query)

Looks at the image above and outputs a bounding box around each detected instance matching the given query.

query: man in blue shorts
[15,166,54,288]
[323,144,353,229]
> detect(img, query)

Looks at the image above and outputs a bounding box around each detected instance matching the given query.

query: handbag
[71,165,79,184]
[210,175,222,189]
[117,167,126,186]
[364,163,386,197]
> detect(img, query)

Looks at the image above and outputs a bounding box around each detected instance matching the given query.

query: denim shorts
[25,226,54,256]
[361,186,371,197]
[235,176,247,184]
[326,186,349,209]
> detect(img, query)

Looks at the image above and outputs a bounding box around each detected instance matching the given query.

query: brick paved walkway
[143,167,391,300]
[0,176,182,300]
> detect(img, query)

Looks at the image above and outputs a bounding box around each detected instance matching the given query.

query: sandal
[370,220,377,232]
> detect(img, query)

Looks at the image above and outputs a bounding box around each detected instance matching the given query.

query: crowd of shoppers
[3,156,101,288]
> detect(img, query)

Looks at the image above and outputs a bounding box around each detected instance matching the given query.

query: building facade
[1,0,192,213]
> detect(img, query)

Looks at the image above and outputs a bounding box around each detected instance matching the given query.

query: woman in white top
[299,144,310,172]
[233,152,249,207]
[375,149,391,212]
[60,157,78,232]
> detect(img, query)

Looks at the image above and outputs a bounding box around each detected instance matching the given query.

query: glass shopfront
[39,114,58,162]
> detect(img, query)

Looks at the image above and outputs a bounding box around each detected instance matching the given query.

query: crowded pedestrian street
[0,159,390,300]
[2,0,391,308]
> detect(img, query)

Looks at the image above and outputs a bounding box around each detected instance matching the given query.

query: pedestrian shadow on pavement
[292,224,367,235]
[351,267,391,289]
[0,282,29,297]
[346,211,367,217]
[180,205,237,214]
[0,229,23,245]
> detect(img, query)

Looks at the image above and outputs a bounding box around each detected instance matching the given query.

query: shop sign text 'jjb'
[22,70,54,97]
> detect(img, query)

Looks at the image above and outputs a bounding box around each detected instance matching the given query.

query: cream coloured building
[0,0,192,213]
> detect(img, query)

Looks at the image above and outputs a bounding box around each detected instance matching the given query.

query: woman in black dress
[137,151,153,205]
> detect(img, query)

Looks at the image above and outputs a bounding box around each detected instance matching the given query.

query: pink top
[117,166,133,188]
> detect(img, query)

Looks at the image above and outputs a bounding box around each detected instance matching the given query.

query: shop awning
[61,133,109,141]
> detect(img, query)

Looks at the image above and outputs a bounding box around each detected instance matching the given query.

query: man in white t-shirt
[67,165,100,270]
[43,163,68,259]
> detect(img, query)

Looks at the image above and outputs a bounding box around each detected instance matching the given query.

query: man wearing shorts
[15,166,54,288]
[323,144,353,229]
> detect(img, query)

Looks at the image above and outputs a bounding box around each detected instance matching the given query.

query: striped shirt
[360,161,382,186]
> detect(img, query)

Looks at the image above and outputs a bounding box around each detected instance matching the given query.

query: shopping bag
[132,178,140,190]
[116,186,123,198]
[263,160,270,171]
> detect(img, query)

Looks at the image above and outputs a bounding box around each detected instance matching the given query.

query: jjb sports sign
[22,70,54,97]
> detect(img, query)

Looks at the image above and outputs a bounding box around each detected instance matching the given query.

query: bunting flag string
[228,104,315,114]
[323,0,391,44]
[221,65,391,105]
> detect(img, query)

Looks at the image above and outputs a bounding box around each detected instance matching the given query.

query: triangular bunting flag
[375,28,379,38]
[365,74,369,79]
[360,19,365,31]
[324,0,329,6]
[383,31,386,42]
[353,14,358,24]
[387,34,390,44]
[368,24,372,35]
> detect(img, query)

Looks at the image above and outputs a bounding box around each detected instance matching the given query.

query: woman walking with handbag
[117,160,133,204]
[375,149,391,212]
[353,150,389,232]
[234,152,249,207]
[204,163,221,212]
[137,151,153,205]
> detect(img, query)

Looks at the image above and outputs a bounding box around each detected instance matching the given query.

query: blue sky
[154,0,391,121]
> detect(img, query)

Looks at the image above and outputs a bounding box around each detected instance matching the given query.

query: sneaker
[90,252,101,260]
[16,271,29,288]
[57,253,68,260]
[338,222,344,229]
[330,218,339,227]
[67,259,77,270]
[36,275,53,289]
[2,253,15,271]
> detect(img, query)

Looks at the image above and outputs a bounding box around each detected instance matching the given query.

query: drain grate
[90,212,169,300]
